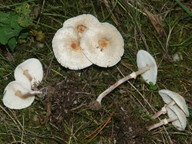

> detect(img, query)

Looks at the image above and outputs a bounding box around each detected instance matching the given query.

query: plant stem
[96,65,150,103]
[175,0,192,16]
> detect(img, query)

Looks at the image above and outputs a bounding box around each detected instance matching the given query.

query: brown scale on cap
[23,69,33,81]
[77,25,87,33]
[98,38,110,51]
[71,41,81,51]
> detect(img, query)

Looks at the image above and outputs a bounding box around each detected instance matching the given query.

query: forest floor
[0,0,192,144]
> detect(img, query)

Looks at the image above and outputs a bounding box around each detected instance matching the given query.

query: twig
[0,105,23,131]
[71,102,86,111]
[44,56,54,80]
[9,127,64,144]
[116,66,153,113]
[84,112,114,143]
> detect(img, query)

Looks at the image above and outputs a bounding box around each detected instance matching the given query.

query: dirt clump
[112,106,150,144]
[40,79,90,125]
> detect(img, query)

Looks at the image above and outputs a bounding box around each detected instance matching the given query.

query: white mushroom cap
[136,50,157,84]
[14,58,43,89]
[167,105,187,131]
[52,27,92,70]
[2,81,35,109]
[159,89,189,117]
[80,22,124,67]
[63,14,100,37]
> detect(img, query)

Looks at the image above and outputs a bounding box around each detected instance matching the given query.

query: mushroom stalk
[97,65,150,103]
[16,90,42,99]
[28,90,42,95]
[148,117,177,131]
[23,90,42,98]
[152,101,176,119]
[89,65,150,110]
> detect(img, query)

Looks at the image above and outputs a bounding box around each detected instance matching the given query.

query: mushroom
[2,81,42,109]
[148,105,187,131]
[136,49,157,84]
[89,50,157,110]
[80,22,124,67]
[14,58,43,89]
[52,27,92,70]
[63,14,100,37]
[152,89,189,119]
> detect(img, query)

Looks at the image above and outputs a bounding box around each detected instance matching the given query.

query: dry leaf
[143,8,165,36]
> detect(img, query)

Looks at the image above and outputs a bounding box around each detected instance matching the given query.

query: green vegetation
[0,3,33,51]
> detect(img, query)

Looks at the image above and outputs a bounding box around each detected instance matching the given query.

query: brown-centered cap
[63,14,100,37]
[52,27,92,70]
[80,22,124,67]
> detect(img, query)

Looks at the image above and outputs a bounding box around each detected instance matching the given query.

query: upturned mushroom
[152,89,189,119]
[63,14,100,37]
[2,81,42,109]
[136,49,157,84]
[89,50,158,110]
[80,22,124,67]
[52,27,92,70]
[14,58,43,89]
[148,105,187,131]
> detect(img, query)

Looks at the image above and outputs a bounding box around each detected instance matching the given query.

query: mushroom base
[89,100,102,110]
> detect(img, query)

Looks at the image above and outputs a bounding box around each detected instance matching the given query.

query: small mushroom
[63,14,100,37]
[152,89,189,119]
[52,27,92,70]
[89,50,157,110]
[14,58,43,89]
[2,81,42,109]
[148,105,187,131]
[136,49,157,84]
[80,22,124,67]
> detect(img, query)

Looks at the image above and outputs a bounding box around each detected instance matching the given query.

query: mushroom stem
[90,65,150,110]
[29,90,42,95]
[134,65,151,77]
[16,90,42,99]
[96,65,150,104]
[22,90,42,98]
[152,101,176,119]
[148,117,177,131]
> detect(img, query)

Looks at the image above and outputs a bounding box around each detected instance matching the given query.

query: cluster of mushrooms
[88,49,189,131]
[52,14,124,69]
[2,58,43,109]
[2,14,189,132]
[148,89,189,131]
